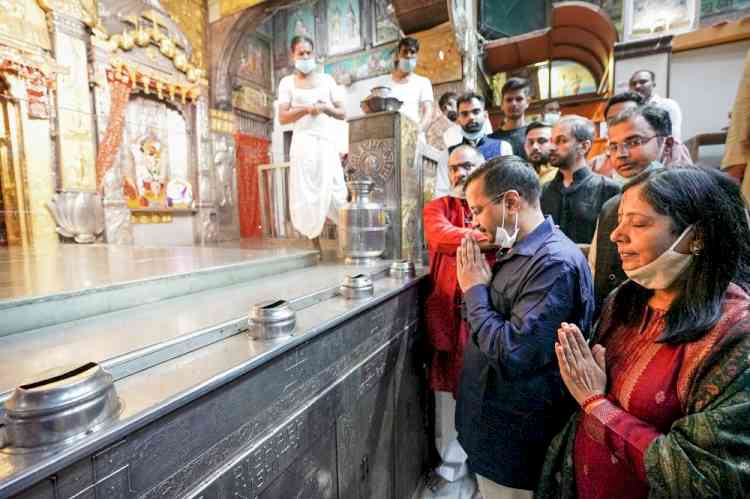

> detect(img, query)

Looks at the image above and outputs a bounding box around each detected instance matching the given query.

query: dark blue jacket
[455,217,594,490]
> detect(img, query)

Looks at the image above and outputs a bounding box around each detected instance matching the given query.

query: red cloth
[423,195,489,395]
[95,76,131,191]
[235,133,269,238]
[574,284,748,498]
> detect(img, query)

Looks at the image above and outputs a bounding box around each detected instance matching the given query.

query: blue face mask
[295,58,316,74]
[398,58,417,73]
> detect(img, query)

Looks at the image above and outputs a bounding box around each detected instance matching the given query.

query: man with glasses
[423,145,488,497]
[455,155,594,499]
[541,115,620,245]
[588,105,677,314]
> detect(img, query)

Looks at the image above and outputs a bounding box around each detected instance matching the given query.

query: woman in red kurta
[537,166,750,498]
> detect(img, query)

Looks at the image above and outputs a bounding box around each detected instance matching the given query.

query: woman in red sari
[537,166,750,498]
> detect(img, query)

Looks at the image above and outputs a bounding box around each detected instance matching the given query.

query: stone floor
[0,238,320,302]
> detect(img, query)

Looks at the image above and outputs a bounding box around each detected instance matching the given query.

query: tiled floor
[0,239,318,302]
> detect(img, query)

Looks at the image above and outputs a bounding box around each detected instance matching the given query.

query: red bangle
[581,393,606,411]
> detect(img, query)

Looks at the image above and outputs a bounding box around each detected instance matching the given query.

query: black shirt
[540,167,620,244]
[489,125,528,159]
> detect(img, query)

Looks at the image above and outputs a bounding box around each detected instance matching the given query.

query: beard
[462,121,483,133]
[528,151,549,166]
[549,149,575,169]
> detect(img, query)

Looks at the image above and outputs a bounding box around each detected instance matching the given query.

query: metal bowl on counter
[361,96,403,114]
[370,85,392,98]
[2,363,121,452]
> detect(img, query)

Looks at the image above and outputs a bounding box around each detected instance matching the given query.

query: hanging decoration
[108,57,201,104]
[95,70,132,191]
[0,45,61,119]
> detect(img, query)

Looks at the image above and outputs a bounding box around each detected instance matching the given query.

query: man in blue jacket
[455,155,595,498]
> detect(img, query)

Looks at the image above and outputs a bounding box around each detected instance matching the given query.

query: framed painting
[324,43,397,84]
[624,0,699,40]
[286,4,316,50]
[235,35,272,90]
[326,0,363,55]
[372,0,400,46]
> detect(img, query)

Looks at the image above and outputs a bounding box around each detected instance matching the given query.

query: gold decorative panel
[55,33,96,191]
[232,86,271,118]
[39,0,97,25]
[413,22,463,85]
[219,0,266,18]
[0,0,51,50]
[160,0,207,70]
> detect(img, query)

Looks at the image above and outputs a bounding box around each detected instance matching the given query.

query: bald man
[423,145,488,496]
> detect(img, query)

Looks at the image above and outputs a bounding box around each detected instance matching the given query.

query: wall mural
[327,0,362,55]
[286,4,316,50]
[324,44,396,85]
[236,35,272,89]
[373,0,400,46]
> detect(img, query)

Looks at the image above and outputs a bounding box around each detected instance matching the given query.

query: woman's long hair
[610,166,750,344]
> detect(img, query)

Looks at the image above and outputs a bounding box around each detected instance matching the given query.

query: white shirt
[277,73,344,136]
[648,93,683,141]
[382,73,434,124]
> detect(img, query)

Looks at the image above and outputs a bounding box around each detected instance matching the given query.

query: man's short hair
[398,36,420,54]
[438,92,458,110]
[464,155,541,203]
[604,91,645,118]
[609,105,673,137]
[558,115,595,143]
[525,120,552,136]
[501,77,531,98]
[449,145,485,166]
[456,92,486,109]
[630,69,655,82]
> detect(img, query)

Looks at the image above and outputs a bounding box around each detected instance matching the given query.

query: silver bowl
[46,191,105,244]
[369,85,392,98]
[361,96,403,114]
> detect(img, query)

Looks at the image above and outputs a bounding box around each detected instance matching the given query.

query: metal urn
[339,178,388,265]
[46,191,105,244]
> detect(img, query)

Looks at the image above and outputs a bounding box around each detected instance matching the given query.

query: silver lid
[248,300,296,340]
[340,274,374,299]
[3,363,120,451]
[389,260,416,278]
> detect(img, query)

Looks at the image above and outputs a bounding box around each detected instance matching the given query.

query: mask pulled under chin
[494,200,519,249]
[624,225,694,290]
[462,128,485,142]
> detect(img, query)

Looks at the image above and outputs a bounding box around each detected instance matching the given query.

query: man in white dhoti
[277,35,348,244]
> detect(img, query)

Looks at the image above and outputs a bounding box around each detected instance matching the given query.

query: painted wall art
[327,0,362,55]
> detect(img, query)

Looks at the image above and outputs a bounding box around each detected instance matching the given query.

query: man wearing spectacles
[455,156,594,499]
[423,145,488,496]
[588,105,685,314]
[540,115,620,245]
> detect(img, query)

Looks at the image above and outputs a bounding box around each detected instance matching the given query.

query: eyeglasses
[470,191,508,217]
[607,135,660,155]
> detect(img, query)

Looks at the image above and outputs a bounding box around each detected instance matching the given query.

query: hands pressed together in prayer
[555,323,608,407]
[457,235,492,293]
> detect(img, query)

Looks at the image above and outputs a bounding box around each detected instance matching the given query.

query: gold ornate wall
[160,0,208,70]
[218,0,266,18]
[0,0,51,50]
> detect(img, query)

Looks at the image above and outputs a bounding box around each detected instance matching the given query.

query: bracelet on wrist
[581,393,606,412]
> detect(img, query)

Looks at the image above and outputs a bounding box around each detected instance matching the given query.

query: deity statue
[130,133,167,206]
[213,135,236,208]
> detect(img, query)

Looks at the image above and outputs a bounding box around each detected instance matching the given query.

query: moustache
[463,122,482,133]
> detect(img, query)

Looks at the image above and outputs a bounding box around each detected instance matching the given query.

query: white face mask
[462,128,485,142]
[543,112,561,125]
[624,225,694,290]
[494,192,519,249]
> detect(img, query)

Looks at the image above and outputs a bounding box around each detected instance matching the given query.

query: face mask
[462,124,485,142]
[398,58,417,73]
[624,225,694,290]
[446,111,458,122]
[494,192,519,249]
[295,58,316,74]
[543,112,561,125]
